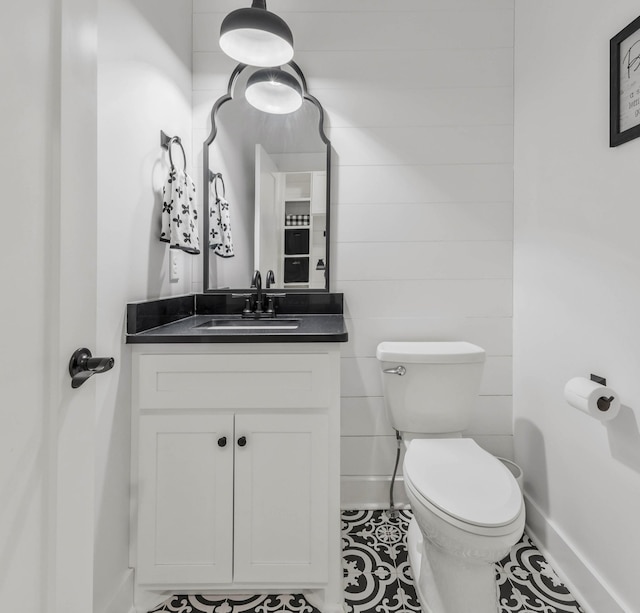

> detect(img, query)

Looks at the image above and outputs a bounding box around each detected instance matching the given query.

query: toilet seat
[404,438,523,536]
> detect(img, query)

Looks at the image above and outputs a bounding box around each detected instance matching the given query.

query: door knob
[218,436,227,447]
[69,348,115,389]
[237,436,247,447]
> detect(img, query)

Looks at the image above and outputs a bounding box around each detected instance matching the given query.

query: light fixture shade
[245,68,303,114]
[219,2,294,67]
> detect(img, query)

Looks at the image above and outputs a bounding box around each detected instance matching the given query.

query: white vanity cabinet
[130,343,342,612]
[137,412,233,585]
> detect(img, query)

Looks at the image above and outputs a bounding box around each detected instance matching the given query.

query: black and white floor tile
[497,532,585,613]
[342,509,419,613]
[150,594,320,613]
[150,509,585,613]
[342,509,586,613]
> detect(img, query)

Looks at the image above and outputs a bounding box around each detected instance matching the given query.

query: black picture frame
[610,15,640,146]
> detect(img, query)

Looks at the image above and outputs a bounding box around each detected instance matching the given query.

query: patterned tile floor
[150,509,585,613]
[342,510,585,613]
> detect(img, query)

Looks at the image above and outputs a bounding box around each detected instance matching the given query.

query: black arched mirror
[203,62,331,292]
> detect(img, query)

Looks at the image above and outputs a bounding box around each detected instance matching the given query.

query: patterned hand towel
[209,176,234,258]
[160,167,200,254]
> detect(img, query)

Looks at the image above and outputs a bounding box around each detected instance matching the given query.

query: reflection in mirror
[203,62,331,292]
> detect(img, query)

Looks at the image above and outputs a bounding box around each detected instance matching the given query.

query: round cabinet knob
[218,436,227,447]
[237,436,247,447]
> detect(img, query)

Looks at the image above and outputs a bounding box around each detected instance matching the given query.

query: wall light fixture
[219,0,294,67]
[245,67,303,114]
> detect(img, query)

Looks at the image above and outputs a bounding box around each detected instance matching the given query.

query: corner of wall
[524,495,628,613]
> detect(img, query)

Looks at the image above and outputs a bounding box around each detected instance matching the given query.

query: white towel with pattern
[160,167,200,254]
[209,177,234,258]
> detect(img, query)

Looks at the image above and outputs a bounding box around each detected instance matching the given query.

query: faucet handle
[231,293,254,317]
[263,292,285,316]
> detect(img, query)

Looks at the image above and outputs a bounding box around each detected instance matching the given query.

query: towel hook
[210,171,226,199]
[160,130,187,172]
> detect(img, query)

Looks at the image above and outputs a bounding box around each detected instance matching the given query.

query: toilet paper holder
[590,373,616,412]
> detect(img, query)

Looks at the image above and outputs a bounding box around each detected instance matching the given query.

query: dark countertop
[126,313,347,343]
[126,293,348,344]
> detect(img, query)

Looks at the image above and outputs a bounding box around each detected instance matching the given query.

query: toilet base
[407,518,443,613]
[406,518,499,613]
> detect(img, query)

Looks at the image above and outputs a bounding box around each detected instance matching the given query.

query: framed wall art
[610,15,640,146]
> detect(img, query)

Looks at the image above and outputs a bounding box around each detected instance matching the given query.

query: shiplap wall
[192,0,514,506]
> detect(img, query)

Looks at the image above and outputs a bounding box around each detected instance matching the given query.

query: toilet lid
[404,439,522,528]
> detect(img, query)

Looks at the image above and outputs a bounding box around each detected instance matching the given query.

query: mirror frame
[202,61,331,293]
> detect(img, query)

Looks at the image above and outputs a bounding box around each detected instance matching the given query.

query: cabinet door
[136,414,234,585]
[233,413,329,583]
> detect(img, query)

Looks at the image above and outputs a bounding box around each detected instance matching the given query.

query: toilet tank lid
[376,341,485,364]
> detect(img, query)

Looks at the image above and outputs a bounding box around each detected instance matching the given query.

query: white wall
[193,0,515,504]
[514,2,640,612]
[96,1,192,611]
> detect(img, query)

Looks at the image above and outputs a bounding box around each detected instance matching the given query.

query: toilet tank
[376,342,485,434]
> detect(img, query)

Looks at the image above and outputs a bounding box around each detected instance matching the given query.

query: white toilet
[376,341,525,613]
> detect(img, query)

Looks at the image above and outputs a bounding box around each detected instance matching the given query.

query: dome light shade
[219,1,294,67]
[245,68,303,114]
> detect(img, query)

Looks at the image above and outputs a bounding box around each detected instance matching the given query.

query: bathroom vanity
[126,294,347,613]
[126,50,344,611]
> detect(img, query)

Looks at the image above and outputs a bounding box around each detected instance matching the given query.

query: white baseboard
[524,494,629,613]
[341,475,409,510]
[97,569,135,613]
[133,587,173,613]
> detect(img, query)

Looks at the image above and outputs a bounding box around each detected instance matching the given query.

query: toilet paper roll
[564,377,620,422]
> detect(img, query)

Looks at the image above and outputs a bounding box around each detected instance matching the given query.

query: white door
[1,0,100,611]
[137,413,234,585]
[233,413,329,583]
